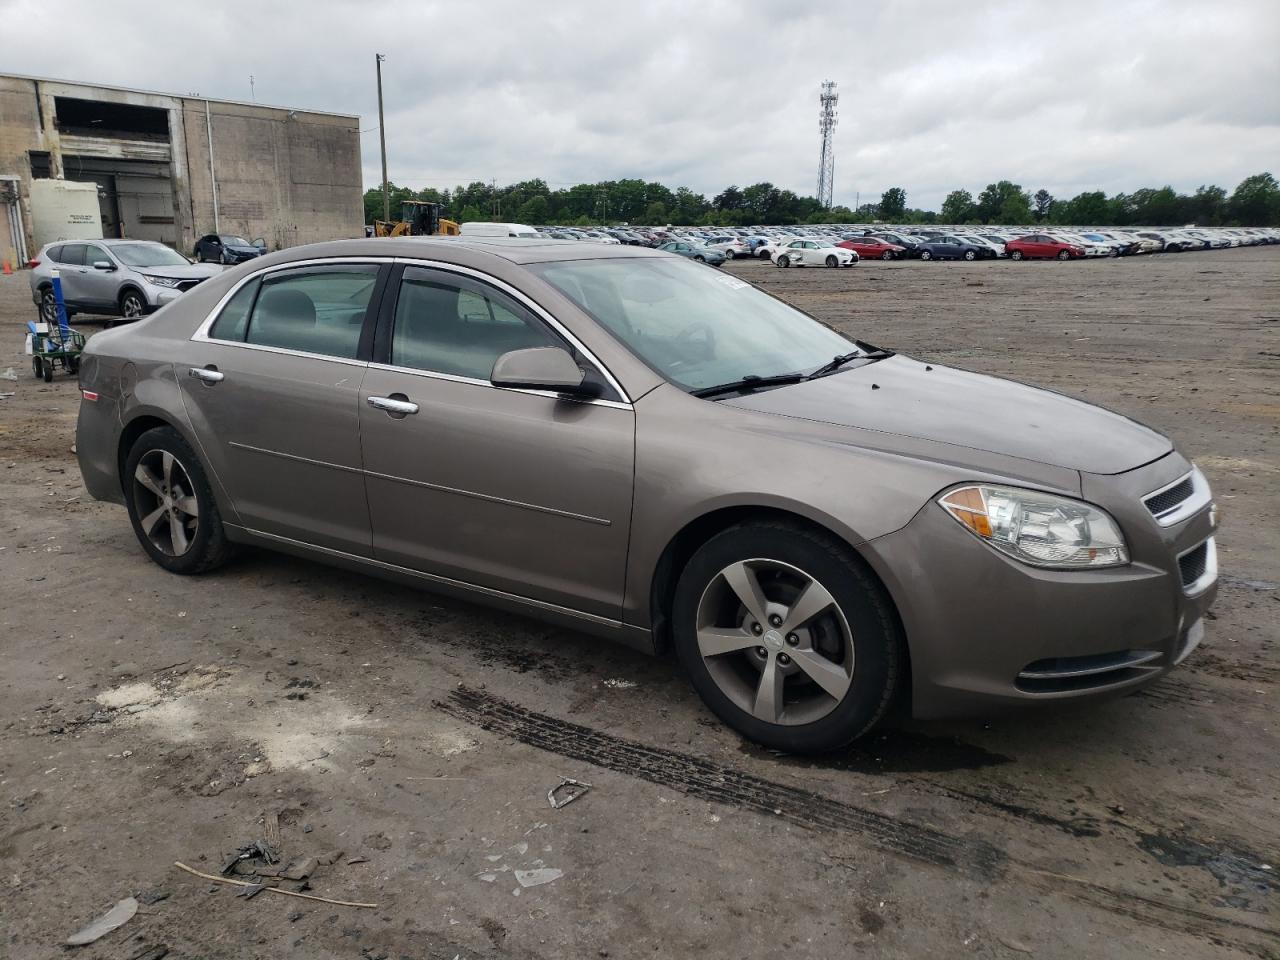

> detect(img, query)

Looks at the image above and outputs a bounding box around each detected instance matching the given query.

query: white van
[458,222,540,239]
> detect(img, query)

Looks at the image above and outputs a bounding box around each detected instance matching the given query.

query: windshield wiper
[806,339,894,380]
[691,373,806,400]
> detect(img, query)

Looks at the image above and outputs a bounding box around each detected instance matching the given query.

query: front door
[79,242,121,309]
[357,265,635,620]
[177,261,387,555]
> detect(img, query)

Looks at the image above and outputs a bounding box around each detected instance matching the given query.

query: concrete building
[0,73,363,268]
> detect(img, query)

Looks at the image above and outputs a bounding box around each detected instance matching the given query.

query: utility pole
[817,80,838,209]
[376,54,390,222]
[249,75,255,103]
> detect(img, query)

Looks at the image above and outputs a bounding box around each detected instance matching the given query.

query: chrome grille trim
[1144,466,1212,526]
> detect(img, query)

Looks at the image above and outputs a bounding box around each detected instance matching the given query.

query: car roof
[246,236,669,269]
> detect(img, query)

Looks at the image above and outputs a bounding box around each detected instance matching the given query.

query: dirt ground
[0,247,1276,960]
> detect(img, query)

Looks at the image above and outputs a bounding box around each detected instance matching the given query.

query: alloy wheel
[131,449,200,556]
[695,558,854,726]
[121,293,145,318]
[41,290,57,323]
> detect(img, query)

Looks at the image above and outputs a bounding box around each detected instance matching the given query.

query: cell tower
[817,81,838,209]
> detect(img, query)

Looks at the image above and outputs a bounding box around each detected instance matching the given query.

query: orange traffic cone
[1,261,11,275]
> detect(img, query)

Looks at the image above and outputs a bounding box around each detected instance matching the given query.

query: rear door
[357,263,636,619]
[54,243,90,306]
[178,260,388,555]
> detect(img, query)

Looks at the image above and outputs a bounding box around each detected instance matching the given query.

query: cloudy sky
[2,0,1277,209]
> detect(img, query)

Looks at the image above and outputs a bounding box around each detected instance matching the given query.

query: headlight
[939,485,1128,569]
[141,274,181,288]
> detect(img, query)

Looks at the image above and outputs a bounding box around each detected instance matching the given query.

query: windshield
[530,257,855,392]
[112,243,190,267]
[220,235,252,246]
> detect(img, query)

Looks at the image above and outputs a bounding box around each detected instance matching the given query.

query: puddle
[1138,830,1274,895]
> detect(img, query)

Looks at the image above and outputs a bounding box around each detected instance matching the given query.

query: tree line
[363,172,1280,227]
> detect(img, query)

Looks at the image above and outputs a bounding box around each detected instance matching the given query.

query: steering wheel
[674,322,716,362]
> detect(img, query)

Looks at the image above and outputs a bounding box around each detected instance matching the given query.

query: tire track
[437,687,1003,879]
[440,687,1280,958]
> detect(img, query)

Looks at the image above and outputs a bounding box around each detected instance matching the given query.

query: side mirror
[491,347,599,397]
[92,260,115,271]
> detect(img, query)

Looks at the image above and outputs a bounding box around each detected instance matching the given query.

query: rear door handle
[367,395,419,416]
[188,366,224,384]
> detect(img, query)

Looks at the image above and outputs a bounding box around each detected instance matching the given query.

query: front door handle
[367,395,419,416]
[188,366,224,384]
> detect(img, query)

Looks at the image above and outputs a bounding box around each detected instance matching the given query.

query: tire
[881,251,893,261]
[120,289,146,319]
[42,358,52,382]
[825,255,838,268]
[694,255,705,263]
[778,255,790,268]
[964,250,977,261]
[1010,250,1024,261]
[757,248,770,259]
[68,355,80,375]
[39,287,58,324]
[1056,249,1070,261]
[672,521,902,753]
[920,250,933,261]
[123,426,231,575]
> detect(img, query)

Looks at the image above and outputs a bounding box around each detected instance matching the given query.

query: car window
[83,244,111,265]
[46,244,64,263]
[59,244,87,266]
[208,279,262,341]
[242,266,378,359]
[390,267,560,381]
[532,256,855,392]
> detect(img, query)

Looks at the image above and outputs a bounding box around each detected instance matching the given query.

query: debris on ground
[221,838,280,875]
[174,861,378,908]
[0,368,16,381]
[65,896,138,946]
[602,678,637,689]
[236,882,267,900]
[514,868,563,888]
[548,777,592,810]
[125,946,169,960]
[134,888,170,905]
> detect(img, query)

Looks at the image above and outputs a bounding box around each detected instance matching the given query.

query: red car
[837,237,906,260]
[1006,234,1086,261]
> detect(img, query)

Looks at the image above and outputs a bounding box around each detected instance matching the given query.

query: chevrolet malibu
[75,238,1218,753]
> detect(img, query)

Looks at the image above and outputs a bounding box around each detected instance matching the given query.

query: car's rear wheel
[124,426,231,575]
[39,287,59,324]
[1010,250,1024,261]
[777,255,790,268]
[120,290,146,318]
[1057,249,1071,260]
[964,250,977,261]
[920,250,933,261]
[757,248,770,259]
[672,521,902,753]
[825,255,838,267]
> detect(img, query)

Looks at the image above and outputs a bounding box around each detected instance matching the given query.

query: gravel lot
[1,248,1276,959]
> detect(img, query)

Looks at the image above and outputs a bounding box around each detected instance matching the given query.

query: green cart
[26,320,85,382]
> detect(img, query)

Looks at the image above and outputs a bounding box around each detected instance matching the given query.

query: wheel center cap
[763,630,785,652]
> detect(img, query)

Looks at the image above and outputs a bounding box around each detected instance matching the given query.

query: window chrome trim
[1144,466,1212,527]
[190,256,389,346]
[391,256,632,405]
[189,255,633,407]
[365,362,631,410]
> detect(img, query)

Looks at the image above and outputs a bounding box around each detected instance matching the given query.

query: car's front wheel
[920,250,933,261]
[881,251,893,260]
[826,255,838,267]
[124,426,231,575]
[964,250,977,261]
[120,290,146,319]
[1057,249,1071,260]
[672,521,902,753]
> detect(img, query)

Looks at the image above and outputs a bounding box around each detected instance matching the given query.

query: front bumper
[862,452,1217,719]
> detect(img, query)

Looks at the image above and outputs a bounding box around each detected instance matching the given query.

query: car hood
[137,263,225,280]
[227,245,261,254]
[723,355,1172,475]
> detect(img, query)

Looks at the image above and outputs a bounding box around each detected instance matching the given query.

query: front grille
[1016,649,1163,694]
[1179,542,1209,587]
[175,278,206,293]
[1145,475,1194,518]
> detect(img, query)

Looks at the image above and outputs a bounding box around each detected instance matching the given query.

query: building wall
[0,73,362,265]
[179,98,364,252]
